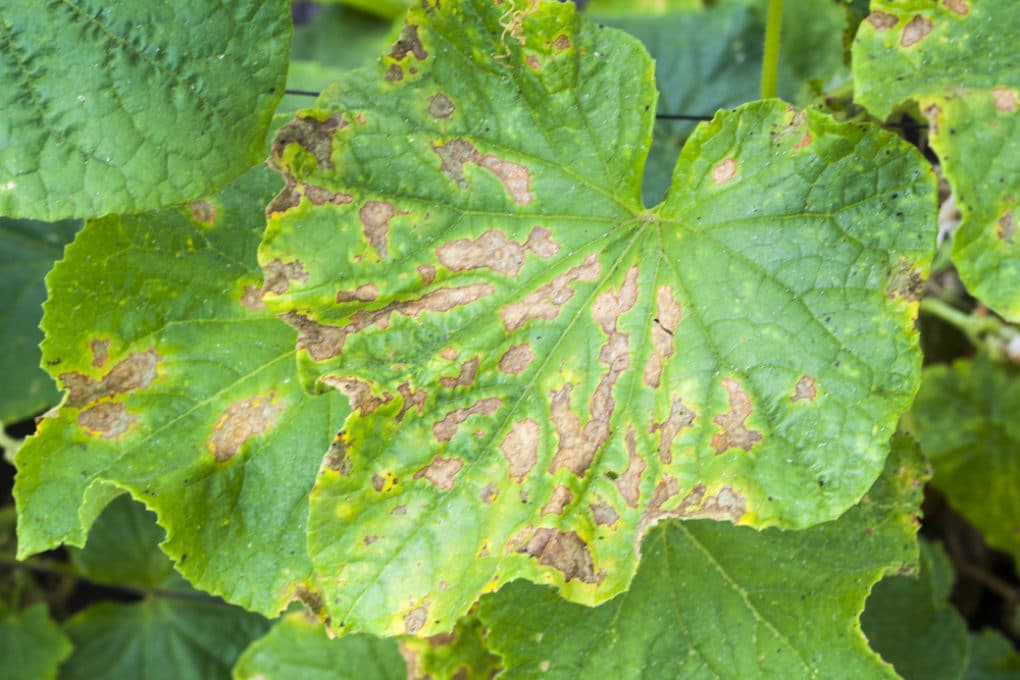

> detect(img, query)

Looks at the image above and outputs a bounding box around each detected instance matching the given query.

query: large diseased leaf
[261,0,935,635]
[13,166,350,617]
[0,217,79,424]
[909,357,1020,565]
[0,1,290,220]
[852,0,1020,321]
[477,435,926,679]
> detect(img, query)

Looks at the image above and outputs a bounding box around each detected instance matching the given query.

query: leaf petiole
[760,0,784,99]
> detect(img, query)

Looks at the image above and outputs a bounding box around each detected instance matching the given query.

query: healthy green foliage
[0,1,291,220]
[0,217,78,424]
[478,436,925,678]
[262,0,933,635]
[909,358,1020,564]
[966,629,1020,680]
[0,603,72,680]
[853,0,1020,321]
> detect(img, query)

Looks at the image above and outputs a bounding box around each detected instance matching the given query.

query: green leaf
[861,539,971,680]
[400,614,502,679]
[290,5,398,72]
[325,0,414,22]
[61,599,267,680]
[0,603,73,680]
[232,612,406,680]
[0,1,290,220]
[13,165,350,617]
[261,0,935,635]
[852,0,1020,321]
[0,217,79,424]
[477,435,926,678]
[966,629,1020,680]
[909,357,1020,565]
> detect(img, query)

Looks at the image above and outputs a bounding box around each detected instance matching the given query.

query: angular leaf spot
[262,258,308,295]
[281,312,347,361]
[321,377,392,415]
[614,427,645,508]
[993,88,1018,113]
[501,254,600,331]
[500,418,539,483]
[186,199,217,225]
[680,486,747,523]
[336,284,380,303]
[590,501,619,527]
[712,158,737,184]
[428,93,455,119]
[360,201,404,259]
[390,24,428,61]
[432,139,533,205]
[643,285,681,387]
[436,226,559,277]
[792,376,818,403]
[518,529,598,584]
[711,377,763,453]
[271,113,346,170]
[90,339,110,369]
[61,349,160,408]
[78,402,136,439]
[540,485,573,517]
[413,455,465,491]
[998,213,1016,244]
[241,285,266,311]
[900,15,933,48]
[207,393,286,462]
[886,260,924,301]
[650,399,695,465]
[417,264,436,285]
[498,344,536,375]
[943,0,969,16]
[396,383,428,423]
[480,483,498,505]
[403,601,430,635]
[432,397,502,442]
[304,184,354,206]
[323,432,352,475]
[867,11,899,30]
[439,357,479,389]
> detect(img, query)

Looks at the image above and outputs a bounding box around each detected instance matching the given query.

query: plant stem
[919,298,1003,347]
[760,0,783,99]
[0,428,22,464]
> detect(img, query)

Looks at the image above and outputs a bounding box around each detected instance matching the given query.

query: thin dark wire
[282,89,928,128]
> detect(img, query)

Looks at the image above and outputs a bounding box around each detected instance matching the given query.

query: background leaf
[14,164,350,618]
[477,435,926,678]
[0,603,72,680]
[0,0,290,220]
[0,217,79,425]
[400,614,502,680]
[852,0,1020,321]
[261,0,935,635]
[966,629,1020,680]
[909,357,1020,565]
[232,612,406,680]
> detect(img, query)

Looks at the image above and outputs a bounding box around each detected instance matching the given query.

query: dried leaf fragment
[518,529,597,584]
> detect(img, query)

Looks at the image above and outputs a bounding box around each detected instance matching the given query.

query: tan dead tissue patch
[304,184,354,206]
[480,483,498,504]
[428,93,455,119]
[90,339,110,368]
[267,177,301,216]
[501,418,539,482]
[240,285,266,311]
[792,132,813,151]
[433,139,533,205]
[517,528,598,584]
[271,112,345,169]
[591,501,619,526]
[551,34,571,51]
[549,267,639,477]
[390,24,428,61]
[525,55,541,70]
[440,347,458,361]
[397,382,428,422]
[499,344,536,375]
[392,504,407,515]
[281,312,347,361]
[207,392,286,462]
[711,377,763,454]
[923,103,943,135]
[943,0,969,16]
[679,486,747,522]
[364,535,379,545]
[78,402,136,439]
[900,15,933,47]
[403,601,430,635]
[323,431,352,474]
[886,260,924,302]
[412,455,464,491]
[335,283,379,304]
[417,264,436,285]
[541,485,573,516]
[385,64,404,82]
[712,158,737,185]
[290,585,325,614]
[262,258,308,295]
[501,254,600,331]
[437,226,558,277]
[62,349,160,408]
[643,286,682,387]
[867,11,899,30]
[993,88,1018,113]
[432,397,502,442]
[792,376,817,403]
[614,427,645,508]
[439,357,479,389]
[360,201,404,260]
[372,474,386,492]
[321,376,392,415]
[650,398,695,465]
[186,199,216,225]
[999,213,1016,244]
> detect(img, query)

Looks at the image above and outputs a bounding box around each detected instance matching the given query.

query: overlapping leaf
[853,0,1020,320]
[0,217,79,424]
[261,0,935,635]
[477,436,925,678]
[0,603,72,680]
[909,357,1020,564]
[0,0,290,220]
[13,166,350,617]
